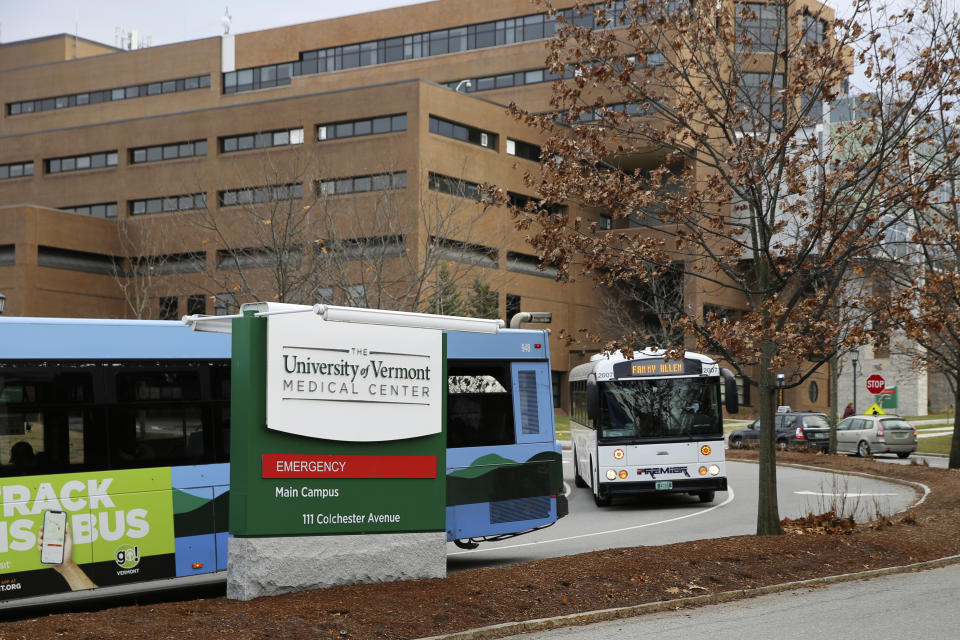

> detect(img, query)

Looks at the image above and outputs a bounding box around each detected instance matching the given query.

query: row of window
[428,172,482,200]
[443,55,666,95]
[0,161,34,180]
[218,183,304,207]
[61,202,118,219]
[221,127,305,153]
[8,112,528,180]
[7,75,211,116]
[130,194,207,216]
[131,140,207,165]
[317,171,407,195]
[429,115,497,150]
[506,251,558,279]
[47,151,119,174]
[220,1,680,95]
[318,114,406,141]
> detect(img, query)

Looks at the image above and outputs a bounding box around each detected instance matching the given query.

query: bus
[0,313,565,608]
[568,349,739,506]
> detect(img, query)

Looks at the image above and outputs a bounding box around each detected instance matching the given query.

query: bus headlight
[613,448,625,460]
[709,464,720,476]
[606,469,617,480]
[700,445,711,456]
[618,469,628,479]
[698,466,708,475]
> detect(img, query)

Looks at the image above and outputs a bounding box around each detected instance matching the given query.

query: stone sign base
[226,532,446,600]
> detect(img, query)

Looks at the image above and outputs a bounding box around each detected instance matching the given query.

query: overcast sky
[0,1,431,47]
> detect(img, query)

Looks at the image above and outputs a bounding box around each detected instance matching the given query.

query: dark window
[736,2,786,51]
[159,296,179,320]
[446,361,515,448]
[186,294,206,316]
[506,293,522,326]
[507,138,541,162]
[429,115,497,150]
[428,172,481,200]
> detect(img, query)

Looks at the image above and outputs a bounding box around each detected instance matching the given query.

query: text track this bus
[568,349,738,506]
[0,312,565,609]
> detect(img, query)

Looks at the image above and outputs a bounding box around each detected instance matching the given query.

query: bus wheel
[454,539,480,550]
[593,484,611,507]
[573,449,587,488]
[698,491,715,504]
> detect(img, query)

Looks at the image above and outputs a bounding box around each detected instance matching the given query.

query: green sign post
[226,305,448,599]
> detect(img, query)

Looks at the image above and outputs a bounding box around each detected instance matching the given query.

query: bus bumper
[602,477,727,497]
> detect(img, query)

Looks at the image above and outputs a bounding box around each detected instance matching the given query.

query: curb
[418,554,960,640]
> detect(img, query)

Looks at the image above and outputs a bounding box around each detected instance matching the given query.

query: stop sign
[866,374,886,394]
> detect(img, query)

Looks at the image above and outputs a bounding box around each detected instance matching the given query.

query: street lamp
[851,348,860,414]
[0,292,6,315]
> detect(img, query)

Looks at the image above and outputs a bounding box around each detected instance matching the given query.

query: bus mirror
[721,368,739,414]
[586,373,599,422]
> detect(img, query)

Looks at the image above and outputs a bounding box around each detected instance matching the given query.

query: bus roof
[0,316,548,362]
[570,349,719,381]
[0,316,231,360]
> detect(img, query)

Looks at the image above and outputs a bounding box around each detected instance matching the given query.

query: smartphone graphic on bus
[41,510,67,565]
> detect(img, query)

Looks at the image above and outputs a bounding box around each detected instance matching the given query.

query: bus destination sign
[612,358,703,379]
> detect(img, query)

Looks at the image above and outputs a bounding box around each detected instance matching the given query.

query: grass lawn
[915,421,955,430]
[554,414,570,441]
[903,412,955,421]
[917,434,954,455]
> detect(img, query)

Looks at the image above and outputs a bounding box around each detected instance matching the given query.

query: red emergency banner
[262,454,437,479]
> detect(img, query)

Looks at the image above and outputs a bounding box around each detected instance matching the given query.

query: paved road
[446,454,920,571]
[505,563,960,639]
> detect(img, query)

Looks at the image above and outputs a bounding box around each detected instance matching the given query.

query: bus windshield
[598,377,722,440]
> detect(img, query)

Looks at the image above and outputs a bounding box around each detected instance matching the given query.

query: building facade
[0,0,834,414]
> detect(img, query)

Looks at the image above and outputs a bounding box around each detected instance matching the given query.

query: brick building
[0,0,833,413]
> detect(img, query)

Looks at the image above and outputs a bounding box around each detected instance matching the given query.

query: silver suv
[836,414,917,458]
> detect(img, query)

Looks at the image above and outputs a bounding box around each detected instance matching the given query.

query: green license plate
[655,481,673,490]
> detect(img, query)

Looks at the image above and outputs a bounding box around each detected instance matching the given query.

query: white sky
[0,1,432,47]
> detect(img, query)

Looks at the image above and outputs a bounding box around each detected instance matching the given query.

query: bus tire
[594,488,610,507]
[573,449,587,488]
[698,491,715,504]
[453,539,480,550]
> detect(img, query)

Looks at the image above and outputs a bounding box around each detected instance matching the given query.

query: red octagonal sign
[866,374,886,394]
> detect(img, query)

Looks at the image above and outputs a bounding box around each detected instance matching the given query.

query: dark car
[728,411,832,451]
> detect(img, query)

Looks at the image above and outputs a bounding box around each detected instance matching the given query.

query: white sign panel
[266,313,443,441]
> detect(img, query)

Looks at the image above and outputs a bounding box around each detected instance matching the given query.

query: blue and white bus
[0,313,565,607]
[569,349,738,506]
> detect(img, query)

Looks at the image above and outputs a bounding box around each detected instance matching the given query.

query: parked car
[728,411,831,451]
[836,414,917,458]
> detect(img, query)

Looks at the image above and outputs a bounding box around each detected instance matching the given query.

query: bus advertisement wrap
[0,466,216,600]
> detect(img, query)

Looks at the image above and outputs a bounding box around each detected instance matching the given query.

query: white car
[836,414,917,458]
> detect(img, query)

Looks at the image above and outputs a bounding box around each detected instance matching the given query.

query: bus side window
[446,362,515,448]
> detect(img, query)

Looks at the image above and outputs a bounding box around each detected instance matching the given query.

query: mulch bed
[2,450,958,640]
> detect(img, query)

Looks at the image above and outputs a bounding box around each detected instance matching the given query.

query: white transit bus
[568,349,739,506]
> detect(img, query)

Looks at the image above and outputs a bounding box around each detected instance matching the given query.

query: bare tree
[179,140,513,315]
[113,218,171,319]
[499,0,960,534]
[596,261,686,347]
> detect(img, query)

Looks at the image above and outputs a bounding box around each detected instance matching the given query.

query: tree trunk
[829,353,839,454]
[950,380,960,470]
[756,343,783,535]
